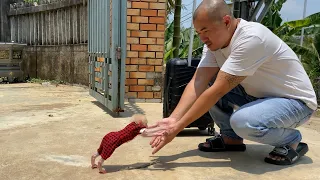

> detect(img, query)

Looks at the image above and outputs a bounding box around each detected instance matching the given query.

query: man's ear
[223,15,232,28]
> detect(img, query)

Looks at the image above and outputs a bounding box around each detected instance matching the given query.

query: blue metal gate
[88,0,126,114]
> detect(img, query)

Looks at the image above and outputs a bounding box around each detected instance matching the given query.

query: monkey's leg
[91,152,100,169]
[98,158,107,174]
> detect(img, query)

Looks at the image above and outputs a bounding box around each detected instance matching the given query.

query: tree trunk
[172,0,181,58]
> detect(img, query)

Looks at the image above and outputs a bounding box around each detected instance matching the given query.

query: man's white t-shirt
[198,19,318,110]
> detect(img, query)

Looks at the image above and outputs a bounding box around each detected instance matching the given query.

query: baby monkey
[91,114,148,174]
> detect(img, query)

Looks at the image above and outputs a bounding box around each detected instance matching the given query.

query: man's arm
[149,70,247,154]
[169,66,219,121]
[176,70,247,129]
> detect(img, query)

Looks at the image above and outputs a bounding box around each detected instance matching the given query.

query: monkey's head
[131,114,148,127]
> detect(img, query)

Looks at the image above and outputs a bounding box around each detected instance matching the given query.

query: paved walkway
[0,83,319,180]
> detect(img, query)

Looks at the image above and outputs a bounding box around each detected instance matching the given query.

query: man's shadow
[148,144,313,174]
[102,143,313,174]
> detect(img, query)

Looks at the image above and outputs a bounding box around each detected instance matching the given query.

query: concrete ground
[1,83,320,180]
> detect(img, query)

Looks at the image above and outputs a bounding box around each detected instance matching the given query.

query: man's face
[194,12,231,51]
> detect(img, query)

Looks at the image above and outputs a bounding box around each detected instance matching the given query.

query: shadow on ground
[102,143,313,174]
[91,101,145,118]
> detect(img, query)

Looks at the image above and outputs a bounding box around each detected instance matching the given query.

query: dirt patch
[4,103,72,112]
[39,155,89,167]
[304,115,320,132]
[1,83,320,180]
[9,103,74,112]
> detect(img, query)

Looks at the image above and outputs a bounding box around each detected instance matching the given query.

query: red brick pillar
[125,0,166,103]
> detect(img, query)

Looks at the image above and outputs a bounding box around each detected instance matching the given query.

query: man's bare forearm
[169,67,219,121]
[169,79,204,121]
[176,71,247,130]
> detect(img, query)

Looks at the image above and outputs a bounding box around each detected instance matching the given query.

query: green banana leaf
[286,42,319,61]
[165,21,174,41]
[164,47,176,63]
[275,12,320,36]
[261,0,286,30]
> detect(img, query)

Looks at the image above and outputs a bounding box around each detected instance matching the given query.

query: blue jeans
[209,85,315,147]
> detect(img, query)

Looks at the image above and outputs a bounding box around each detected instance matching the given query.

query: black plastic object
[163,58,215,135]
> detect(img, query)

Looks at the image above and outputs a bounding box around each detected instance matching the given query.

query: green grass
[27,78,65,85]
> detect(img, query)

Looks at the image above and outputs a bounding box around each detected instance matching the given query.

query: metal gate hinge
[116,47,121,60]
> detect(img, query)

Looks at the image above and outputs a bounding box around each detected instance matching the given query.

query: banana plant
[261,0,287,31]
[164,21,204,63]
[273,12,320,61]
[300,32,320,83]
[167,0,175,17]
[166,0,188,19]
[275,12,320,38]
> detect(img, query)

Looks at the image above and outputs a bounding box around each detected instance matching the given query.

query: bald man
[142,0,317,166]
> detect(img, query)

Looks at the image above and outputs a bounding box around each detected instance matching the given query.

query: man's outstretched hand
[142,117,177,137]
[141,117,181,154]
[150,128,179,154]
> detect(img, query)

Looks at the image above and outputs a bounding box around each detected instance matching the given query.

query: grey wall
[22,44,89,85]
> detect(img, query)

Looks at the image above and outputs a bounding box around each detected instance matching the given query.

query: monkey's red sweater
[97,122,146,160]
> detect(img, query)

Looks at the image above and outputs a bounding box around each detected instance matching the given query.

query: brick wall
[125,0,166,103]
